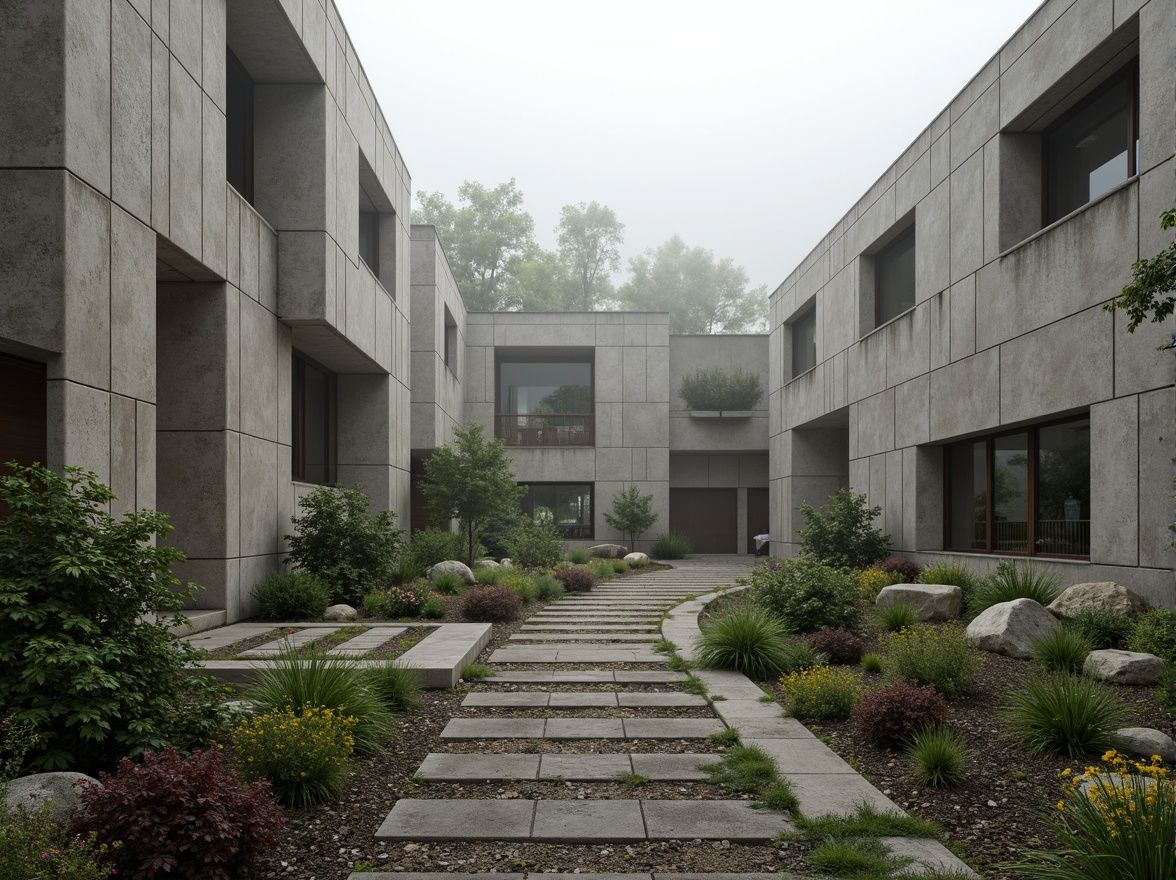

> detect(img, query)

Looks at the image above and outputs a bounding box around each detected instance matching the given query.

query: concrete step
[416,752,714,782]
[439,718,725,740]
[486,670,686,684]
[460,692,707,708]
[490,646,666,663]
[507,632,658,641]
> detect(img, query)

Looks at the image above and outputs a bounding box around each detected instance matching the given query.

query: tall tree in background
[414,180,536,310]
[556,202,625,310]
[619,235,768,333]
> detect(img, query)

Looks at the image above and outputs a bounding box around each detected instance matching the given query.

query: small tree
[285,484,402,604]
[603,485,658,552]
[798,488,891,571]
[420,423,525,566]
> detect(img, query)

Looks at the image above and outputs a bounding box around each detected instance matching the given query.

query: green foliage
[752,557,864,634]
[919,559,982,612]
[797,489,891,571]
[627,554,649,569]
[420,593,448,619]
[567,548,591,564]
[652,637,678,654]
[603,485,659,551]
[611,559,628,573]
[431,571,465,595]
[364,660,420,714]
[969,559,1062,615]
[462,664,493,681]
[420,423,525,566]
[557,201,625,310]
[651,531,692,559]
[699,744,779,793]
[406,527,469,570]
[1103,207,1176,337]
[907,727,968,788]
[532,573,565,602]
[1004,673,1130,757]
[505,518,564,570]
[677,365,764,411]
[759,779,799,812]
[881,624,982,701]
[252,572,332,621]
[707,727,741,745]
[858,567,898,602]
[0,463,221,772]
[1126,609,1176,662]
[0,801,115,879]
[242,652,391,753]
[793,802,941,840]
[498,568,538,604]
[285,484,403,605]
[232,706,354,807]
[362,583,429,619]
[878,601,920,633]
[1067,608,1137,650]
[1032,627,1093,674]
[474,565,503,585]
[860,652,884,674]
[588,559,615,581]
[808,837,901,876]
[681,675,708,697]
[695,608,794,680]
[780,666,861,720]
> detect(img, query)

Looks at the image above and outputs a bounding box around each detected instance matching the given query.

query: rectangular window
[1045,64,1138,224]
[945,416,1090,557]
[226,49,254,204]
[359,210,379,275]
[520,483,593,539]
[496,356,593,446]
[443,305,458,372]
[875,226,916,327]
[791,307,817,377]
[291,350,336,484]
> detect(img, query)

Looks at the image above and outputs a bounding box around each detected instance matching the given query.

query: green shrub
[362,582,429,619]
[970,559,1062,616]
[611,559,628,574]
[780,666,860,720]
[806,629,866,664]
[233,705,355,807]
[882,624,982,700]
[602,485,659,551]
[499,569,539,604]
[474,565,503,585]
[861,652,884,674]
[460,585,524,622]
[588,559,615,581]
[420,593,448,619]
[859,567,898,602]
[0,802,115,879]
[878,600,920,633]
[285,484,403,605]
[1004,673,1130,757]
[505,519,564,570]
[852,681,949,747]
[533,573,566,602]
[627,555,649,569]
[407,527,472,569]
[364,660,420,713]
[1032,627,1093,674]
[651,531,692,559]
[695,609,795,680]
[908,727,968,788]
[678,365,763,411]
[1126,609,1176,662]
[752,557,864,634]
[567,548,591,564]
[798,488,891,571]
[554,566,598,592]
[430,571,465,595]
[242,652,391,752]
[1066,608,1136,650]
[0,463,226,772]
[253,571,332,620]
[699,744,779,793]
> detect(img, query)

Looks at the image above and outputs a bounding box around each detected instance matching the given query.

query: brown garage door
[746,487,769,553]
[670,488,737,554]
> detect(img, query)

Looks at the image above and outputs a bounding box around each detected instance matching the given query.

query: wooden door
[669,488,738,554]
[746,487,770,553]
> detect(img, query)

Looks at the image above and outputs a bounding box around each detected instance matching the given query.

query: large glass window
[292,351,336,484]
[875,226,916,327]
[520,483,592,539]
[226,50,254,204]
[945,416,1090,557]
[1046,65,1138,223]
[791,307,817,377]
[496,357,593,446]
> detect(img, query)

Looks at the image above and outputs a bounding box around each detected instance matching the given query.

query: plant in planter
[678,366,763,412]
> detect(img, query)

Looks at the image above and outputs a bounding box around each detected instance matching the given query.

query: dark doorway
[746,487,769,554]
[670,488,738,554]
[0,353,47,518]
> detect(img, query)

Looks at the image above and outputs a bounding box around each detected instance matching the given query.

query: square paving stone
[555,649,664,663]
[416,753,540,781]
[439,719,545,740]
[785,773,902,818]
[531,800,646,842]
[544,718,625,739]
[881,837,979,877]
[375,799,535,840]
[743,737,855,774]
[547,692,619,707]
[616,671,687,683]
[618,693,707,708]
[622,719,725,739]
[629,753,712,781]
[726,717,813,739]
[461,692,550,707]
[641,800,793,841]
[539,754,633,780]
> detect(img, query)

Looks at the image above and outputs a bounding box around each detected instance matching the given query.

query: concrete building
[767,0,1175,603]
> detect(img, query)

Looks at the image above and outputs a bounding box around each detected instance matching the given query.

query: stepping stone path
[358,556,977,879]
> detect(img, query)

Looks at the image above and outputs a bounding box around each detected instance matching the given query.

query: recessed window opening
[226,49,254,204]
[520,483,593,539]
[496,355,594,446]
[875,226,916,327]
[359,184,380,275]
[791,306,817,377]
[292,350,336,484]
[443,306,458,372]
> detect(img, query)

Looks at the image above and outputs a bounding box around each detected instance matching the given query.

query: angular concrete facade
[767,0,1175,604]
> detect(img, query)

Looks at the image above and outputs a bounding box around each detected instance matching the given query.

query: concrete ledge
[146,609,227,636]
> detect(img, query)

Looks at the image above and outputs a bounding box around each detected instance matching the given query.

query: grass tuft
[681,674,708,697]
[1031,627,1093,674]
[694,608,795,680]
[793,803,941,840]
[699,744,778,792]
[1003,672,1130,757]
[907,726,968,789]
[878,601,920,633]
[969,559,1062,616]
[461,664,493,681]
[707,727,740,745]
[616,771,650,788]
[363,659,420,714]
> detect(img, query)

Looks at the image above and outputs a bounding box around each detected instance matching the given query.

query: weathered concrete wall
[669,335,769,452]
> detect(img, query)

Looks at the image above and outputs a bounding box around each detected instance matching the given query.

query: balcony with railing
[496,413,594,447]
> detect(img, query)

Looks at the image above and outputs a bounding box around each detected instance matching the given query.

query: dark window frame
[943,414,1090,560]
[790,306,817,378]
[518,481,594,540]
[494,353,595,446]
[358,210,380,276]
[874,225,916,328]
[225,48,254,204]
[291,349,337,485]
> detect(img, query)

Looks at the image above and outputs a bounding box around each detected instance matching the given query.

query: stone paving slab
[532,800,645,841]
[241,626,337,655]
[326,626,407,656]
[507,633,657,641]
[641,800,793,841]
[399,624,494,688]
[520,624,660,631]
[743,737,854,774]
[547,692,619,707]
[414,753,714,782]
[785,773,903,818]
[539,753,632,780]
[375,799,535,840]
[490,647,666,663]
[440,718,723,741]
[629,753,712,780]
[461,692,553,707]
[881,837,979,877]
[545,718,626,739]
[617,693,707,707]
[691,669,772,701]
[349,872,808,880]
[728,717,815,739]
[417,753,540,781]
[181,623,277,652]
[485,671,686,683]
[623,719,726,739]
[615,671,688,683]
[440,718,545,740]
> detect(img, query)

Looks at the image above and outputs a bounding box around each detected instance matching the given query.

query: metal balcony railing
[495,413,594,447]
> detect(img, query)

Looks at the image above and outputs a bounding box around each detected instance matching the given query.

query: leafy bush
[908,727,968,788]
[364,660,420,713]
[70,745,285,880]
[806,629,866,665]
[555,566,598,592]
[474,565,503,585]
[499,569,539,603]
[695,609,795,680]
[861,652,884,674]
[286,484,403,605]
[874,558,922,584]
[430,571,465,595]
[852,681,949,747]
[882,624,982,700]
[1032,627,1093,674]
[0,463,223,771]
[588,559,615,581]
[567,548,591,564]
[778,641,829,674]
[602,485,659,550]
[611,559,628,574]
[858,567,897,602]
[1126,609,1176,662]
[752,557,864,634]
[506,519,565,570]
[780,666,861,720]
[798,489,891,571]
[969,559,1062,616]
[1066,609,1136,650]
[461,585,524,622]
[1004,673,1130,757]
[232,706,355,807]
[679,365,763,411]
[253,571,332,620]
[533,573,566,602]
[406,527,472,570]
[420,593,448,619]
[627,555,649,569]
[878,600,920,633]
[362,583,428,619]
[0,801,115,879]
[651,531,692,559]
[242,653,391,752]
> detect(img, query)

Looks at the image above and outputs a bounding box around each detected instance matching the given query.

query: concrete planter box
[688,411,754,419]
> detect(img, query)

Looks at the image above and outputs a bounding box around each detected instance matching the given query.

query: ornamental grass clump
[1032,627,1093,674]
[907,726,969,788]
[651,531,692,559]
[780,666,861,720]
[232,706,356,808]
[1066,609,1136,650]
[881,623,982,701]
[1004,673,1129,758]
[253,571,332,620]
[364,660,420,714]
[878,600,920,632]
[969,559,1062,616]
[694,609,794,680]
[567,548,591,564]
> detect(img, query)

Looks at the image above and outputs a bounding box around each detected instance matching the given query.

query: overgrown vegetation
[678,365,763,411]
[798,489,891,571]
[752,557,864,634]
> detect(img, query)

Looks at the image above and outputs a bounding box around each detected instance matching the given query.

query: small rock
[589,543,629,559]
[1084,649,1165,685]
[323,603,358,622]
[966,598,1060,658]
[1114,727,1176,761]
[5,772,101,824]
[1048,582,1151,619]
[987,800,997,807]
[876,584,962,620]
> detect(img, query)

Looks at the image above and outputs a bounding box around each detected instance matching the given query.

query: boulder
[876,584,962,620]
[323,603,358,622]
[6,772,101,823]
[1114,727,1176,762]
[1048,582,1150,619]
[427,560,476,585]
[966,598,1060,658]
[472,559,501,570]
[1084,649,1165,685]
[589,543,629,559]
[500,558,513,568]
[624,552,650,565]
